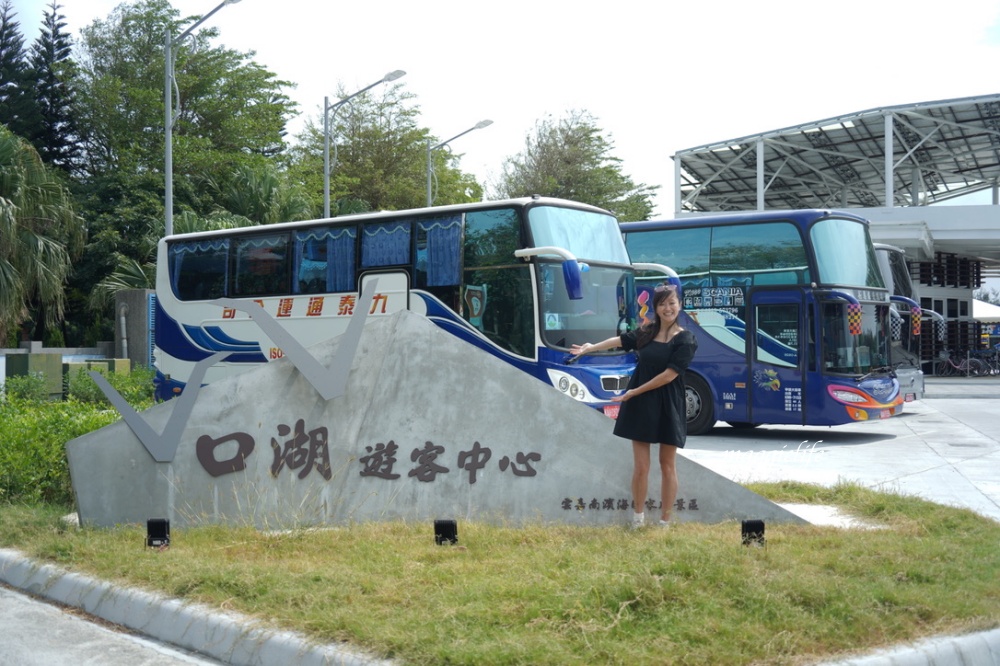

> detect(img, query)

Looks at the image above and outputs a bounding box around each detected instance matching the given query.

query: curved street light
[323,69,406,218]
[164,0,243,237]
[426,119,493,206]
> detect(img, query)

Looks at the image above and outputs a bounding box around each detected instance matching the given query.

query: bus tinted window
[627,227,711,277]
[232,233,291,297]
[294,227,356,294]
[464,208,533,356]
[811,218,884,287]
[168,238,230,301]
[464,208,520,267]
[756,303,800,368]
[711,223,807,277]
[362,221,411,268]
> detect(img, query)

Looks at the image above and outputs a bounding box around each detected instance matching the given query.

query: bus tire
[685,375,716,436]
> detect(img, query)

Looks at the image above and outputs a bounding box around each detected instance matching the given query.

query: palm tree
[201,163,314,225]
[0,125,83,344]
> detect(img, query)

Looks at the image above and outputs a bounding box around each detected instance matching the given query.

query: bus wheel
[726,422,760,429]
[685,375,715,436]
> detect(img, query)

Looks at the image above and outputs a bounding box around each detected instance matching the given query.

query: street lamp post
[164,0,242,238]
[426,119,493,206]
[323,70,406,219]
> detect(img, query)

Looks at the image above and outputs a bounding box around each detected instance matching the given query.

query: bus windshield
[525,205,634,349]
[527,206,629,264]
[821,301,891,374]
[810,217,885,287]
[538,262,632,349]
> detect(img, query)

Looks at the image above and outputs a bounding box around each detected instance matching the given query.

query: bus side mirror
[563,259,584,300]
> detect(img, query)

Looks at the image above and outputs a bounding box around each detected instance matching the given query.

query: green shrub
[1,368,154,504]
[0,399,118,503]
[66,366,155,406]
[2,373,49,402]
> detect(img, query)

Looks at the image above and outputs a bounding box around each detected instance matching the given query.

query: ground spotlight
[741,519,765,547]
[147,518,170,549]
[434,519,457,545]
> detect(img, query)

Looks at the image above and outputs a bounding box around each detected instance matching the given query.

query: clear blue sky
[10,0,1000,219]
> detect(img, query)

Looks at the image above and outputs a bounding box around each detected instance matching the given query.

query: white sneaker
[629,512,645,529]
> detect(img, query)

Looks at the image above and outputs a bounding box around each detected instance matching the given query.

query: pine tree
[28,1,79,172]
[0,0,39,139]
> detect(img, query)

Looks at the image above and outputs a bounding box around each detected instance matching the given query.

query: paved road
[682,376,1000,524]
[1,375,997,665]
[0,583,224,666]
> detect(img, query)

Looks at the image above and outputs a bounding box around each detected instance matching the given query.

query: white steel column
[674,155,682,215]
[885,113,894,208]
[757,140,765,210]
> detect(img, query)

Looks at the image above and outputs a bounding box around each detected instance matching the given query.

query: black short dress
[612,329,698,447]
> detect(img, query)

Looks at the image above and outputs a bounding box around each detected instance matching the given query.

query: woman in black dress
[570,284,697,528]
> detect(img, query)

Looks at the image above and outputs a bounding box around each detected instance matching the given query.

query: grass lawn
[1,481,998,666]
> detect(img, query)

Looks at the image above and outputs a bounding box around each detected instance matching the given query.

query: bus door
[747,289,806,426]
[360,271,410,315]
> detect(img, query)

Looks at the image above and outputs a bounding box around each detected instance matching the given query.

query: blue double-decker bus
[621,209,904,434]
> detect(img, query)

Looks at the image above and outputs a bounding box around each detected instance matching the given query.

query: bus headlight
[830,389,866,404]
[547,370,589,402]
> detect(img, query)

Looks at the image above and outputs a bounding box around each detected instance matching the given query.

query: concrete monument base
[67,310,805,529]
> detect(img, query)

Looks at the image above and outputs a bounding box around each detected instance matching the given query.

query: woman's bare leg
[632,441,651,516]
[659,444,679,522]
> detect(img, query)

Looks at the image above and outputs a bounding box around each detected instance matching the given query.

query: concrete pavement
[0,583,224,666]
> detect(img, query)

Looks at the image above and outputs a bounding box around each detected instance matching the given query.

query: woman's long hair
[635,284,681,349]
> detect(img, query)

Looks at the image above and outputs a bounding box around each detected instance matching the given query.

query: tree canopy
[285,84,483,214]
[493,110,657,222]
[74,0,295,187]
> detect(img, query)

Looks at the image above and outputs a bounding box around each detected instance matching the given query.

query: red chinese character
[277,298,293,317]
[306,297,324,317]
[222,308,236,319]
[338,295,356,315]
[369,293,388,314]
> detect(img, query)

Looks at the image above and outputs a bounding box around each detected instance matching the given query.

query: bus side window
[464,209,533,356]
[232,234,291,297]
[756,303,799,367]
[298,237,328,293]
[361,221,411,268]
[415,215,463,309]
[294,227,357,295]
[169,239,230,301]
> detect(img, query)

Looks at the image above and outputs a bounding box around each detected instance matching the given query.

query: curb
[0,548,391,666]
[817,627,1000,665]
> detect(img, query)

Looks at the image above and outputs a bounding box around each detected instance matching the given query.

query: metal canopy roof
[674,94,1000,212]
